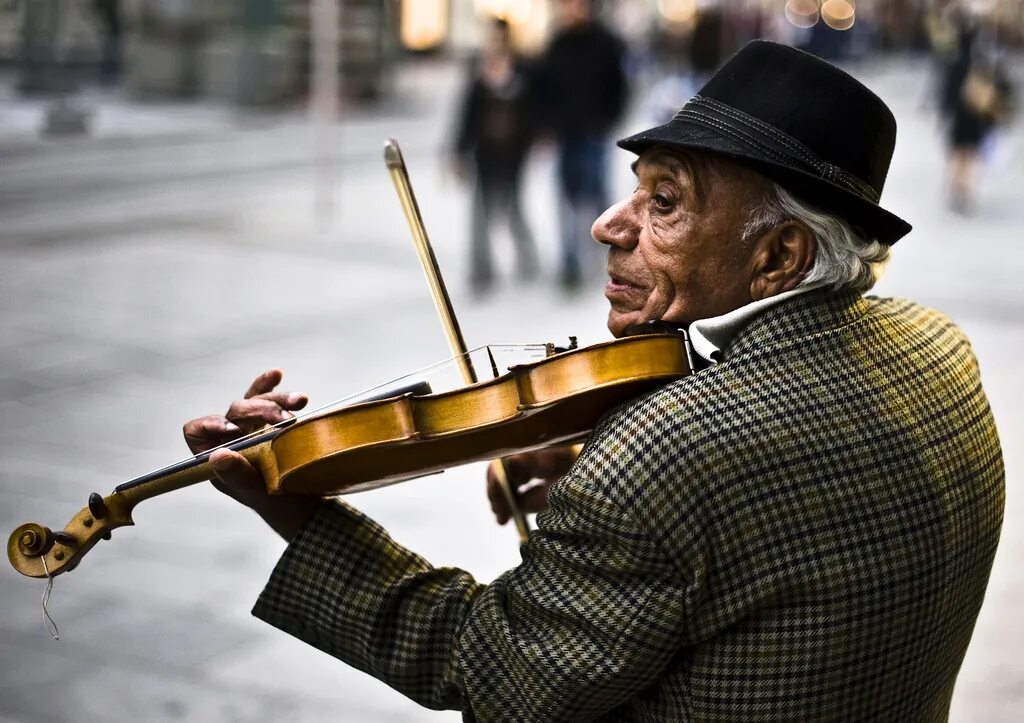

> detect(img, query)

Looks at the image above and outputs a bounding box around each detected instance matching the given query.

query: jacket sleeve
[252,471,689,721]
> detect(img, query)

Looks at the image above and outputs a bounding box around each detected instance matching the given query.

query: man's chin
[607,309,645,338]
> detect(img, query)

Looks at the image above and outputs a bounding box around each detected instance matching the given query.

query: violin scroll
[7,492,134,579]
[13,523,54,557]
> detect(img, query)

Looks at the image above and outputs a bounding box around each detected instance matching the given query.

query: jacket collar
[689,285,822,363]
[722,288,867,362]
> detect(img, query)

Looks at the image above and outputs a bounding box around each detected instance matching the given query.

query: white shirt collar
[689,285,822,363]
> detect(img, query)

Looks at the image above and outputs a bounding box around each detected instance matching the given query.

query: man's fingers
[498,448,575,486]
[518,482,552,514]
[209,449,264,502]
[530,448,577,479]
[183,415,243,454]
[244,369,283,399]
[487,477,553,523]
[498,454,535,487]
[251,391,309,412]
[226,398,296,427]
[486,472,511,525]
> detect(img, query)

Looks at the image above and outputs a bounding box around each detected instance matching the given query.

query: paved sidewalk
[0,56,1022,722]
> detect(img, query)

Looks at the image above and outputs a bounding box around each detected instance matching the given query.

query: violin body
[271,334,690,494]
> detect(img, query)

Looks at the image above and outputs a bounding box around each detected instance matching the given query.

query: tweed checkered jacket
[253,290,1004,721]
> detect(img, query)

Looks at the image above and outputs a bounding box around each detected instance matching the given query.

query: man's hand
[182,369,321,542]
[183,368,307,454]
[486,447,577,525]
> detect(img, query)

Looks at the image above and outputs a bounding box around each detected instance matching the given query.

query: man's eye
[652,194,673,211]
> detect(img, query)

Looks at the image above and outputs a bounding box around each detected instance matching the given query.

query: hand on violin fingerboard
[182,368,308,454]
[486,447,578,525]
[182,369,320,542]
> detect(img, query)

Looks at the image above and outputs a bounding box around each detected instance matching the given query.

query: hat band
[674,96,880,203]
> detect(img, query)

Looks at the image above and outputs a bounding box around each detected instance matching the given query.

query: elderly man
[185,42,1004,720]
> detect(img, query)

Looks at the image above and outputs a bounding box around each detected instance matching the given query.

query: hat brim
[618,119,912,245]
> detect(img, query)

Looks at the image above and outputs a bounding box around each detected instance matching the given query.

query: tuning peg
[53,531,76,547]
[88,493,108,520]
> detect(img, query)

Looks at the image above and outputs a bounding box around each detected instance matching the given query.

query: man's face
[593,148,767,337]
[485,24,511,54]
[555,0,592,26]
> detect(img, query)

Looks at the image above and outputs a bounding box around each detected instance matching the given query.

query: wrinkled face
[593,148,768,337]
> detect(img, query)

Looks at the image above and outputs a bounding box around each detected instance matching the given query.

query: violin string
[125,343,548,483]
[40,556,60,641]
[296,343,548,419]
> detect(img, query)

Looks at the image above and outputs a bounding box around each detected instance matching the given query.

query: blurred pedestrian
[922,2,958,110]
[689,8,726,90]
[940,13,1012,212]
[92,0,123,84]
[535,0,628,290]
[451,17,538,295]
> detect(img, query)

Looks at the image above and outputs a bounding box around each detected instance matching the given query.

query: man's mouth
[605,273,646,301]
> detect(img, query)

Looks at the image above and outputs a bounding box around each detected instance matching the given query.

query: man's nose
[591,197,639,250]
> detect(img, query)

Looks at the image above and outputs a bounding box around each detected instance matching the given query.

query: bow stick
[384,139,531,546]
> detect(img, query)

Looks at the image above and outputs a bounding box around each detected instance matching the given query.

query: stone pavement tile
[0,652,294,722]
[0,242,426,366]
[0,327,53,353]
[0,378,52,405]
[0,563,123,636]
[0,336,133,380]
[0,393,199,464]
[950,699,1024,723]
[950,665,1024,723]
[0,430,141,490]
[948,317,1024,713]
[63,600,257,670]
[274,700,429,723]
[0,641,85,707]
[114,484,283,559]
[74,548,271,615]
[205,633,456,722]
[11,348,173,401]
[0,82,239,150]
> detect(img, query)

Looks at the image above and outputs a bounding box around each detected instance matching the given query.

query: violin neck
[6,432,281,580]
[114,434,278,509]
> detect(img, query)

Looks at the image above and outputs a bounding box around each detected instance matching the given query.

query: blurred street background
[1,0,1022,720]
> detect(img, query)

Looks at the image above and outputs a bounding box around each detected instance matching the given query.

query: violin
[7,140,694,582]
[8,334,689,579]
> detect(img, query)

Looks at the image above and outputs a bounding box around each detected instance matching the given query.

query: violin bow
[383,139,531,546]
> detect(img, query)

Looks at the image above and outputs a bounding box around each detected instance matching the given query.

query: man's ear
[748,222,816,301]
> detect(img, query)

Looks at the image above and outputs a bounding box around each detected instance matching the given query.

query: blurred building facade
[1,0,1021,105]
[3,0,398,102]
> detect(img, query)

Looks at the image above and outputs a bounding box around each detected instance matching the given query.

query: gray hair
[741,183,890,293]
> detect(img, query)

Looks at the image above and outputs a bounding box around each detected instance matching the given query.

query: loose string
[40,556,60,641]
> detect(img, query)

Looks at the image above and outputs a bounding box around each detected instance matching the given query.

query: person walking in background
[535,0,628,290]
[688,8,726,90]
[940,10,1012,213]
[92,0,123,84]
[451,17,538,295]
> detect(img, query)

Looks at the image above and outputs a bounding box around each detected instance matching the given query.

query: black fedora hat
[618,40,911,244]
